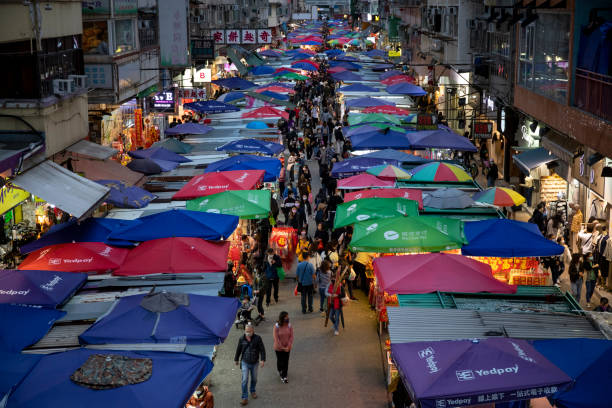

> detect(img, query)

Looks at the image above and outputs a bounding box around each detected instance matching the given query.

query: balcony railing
[139,28,158,49]
[575,68,612,122]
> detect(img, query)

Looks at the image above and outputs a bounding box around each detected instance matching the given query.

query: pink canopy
[328,66,348,73]
[373,253,517,295]
[241,106,288,119]
[344,188,423,209]
[337,173,395,190]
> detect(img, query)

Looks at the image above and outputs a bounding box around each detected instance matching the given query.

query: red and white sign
[242,29,256,44]
[194,68,212,83]
[178,88,207,99]
[257,29,272,44]
[211,30,225,44]
[226,29,240,44]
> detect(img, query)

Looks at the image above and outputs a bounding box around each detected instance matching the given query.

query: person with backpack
[234,323,266,406]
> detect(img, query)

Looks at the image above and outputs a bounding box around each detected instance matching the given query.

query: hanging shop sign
[388,50,401,57]
[178,88,207,99]
[150,89,176,112]
[191,38,214,61]
[473,122,493,139]
[158,0,189,67]
[226,29,241,44]
[194,68,212,83]
[211,29,225,44]
[0,186,30,216]
[572,149,605,197]
[242,29,257,45]
[113,0,137,14]
[416,114,437,130]
[257,29,272,44]
[83,0,110,14]
[209,29,277,45]
[134,108,143,147]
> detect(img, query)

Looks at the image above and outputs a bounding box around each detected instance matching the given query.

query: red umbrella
[273,67,299,74]
[344,188,423,209]
[337,173,395,190]
[298,35,323,43]
[296,48,316,55]
[255,86,295,94]
[172,169,265,200]
[362,105,412,115]
[328,66,348,73]
[19,242,129,274]
[291,59,319,69]
[114,237,230,276]
[241,106,288,120]
[373,253,517,294]
[380,75,416,86]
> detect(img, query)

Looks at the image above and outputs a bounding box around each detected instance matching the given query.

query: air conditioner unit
[69,75,88,90]
[53,79,74,95]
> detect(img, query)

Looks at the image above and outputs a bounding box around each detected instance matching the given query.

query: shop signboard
[388,50,401,57]
[150,89,176,112]
[113,0,137,14]
[211,30,225,44]
[0,186,30,216]
[178,88,206,99]
[158,0,189,67]
[416,114,437,130]
[194,68,212,83]
[84,64,113,89]
[257,29,272,44]
[226,29,240,44]
[572,149,605,197]
[134,108,143,146]
[473,122,493,139]
[242,29,256,45]
[191,38,214,61]
[83,0,110,14]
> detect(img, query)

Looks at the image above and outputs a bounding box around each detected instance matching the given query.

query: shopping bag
[294,284,299,296]
[276,266,286,281]
[349,267,356,281]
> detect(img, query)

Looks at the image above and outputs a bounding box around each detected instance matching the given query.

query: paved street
[210,281,388,407]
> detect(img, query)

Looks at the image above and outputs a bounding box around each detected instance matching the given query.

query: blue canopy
[372,63,395,71]
[216,138,284,155]
[366,49,388,58]
[152,138,193,154]
[216,92,246,104]
[301,40,322,45]
[95,180,157,209]
[127,158,177,174]
[387,83,427,96]
[129,147,192,163]
[325,49,345,57]
[350,130,413,150]
[0,270,86,308]
[462,219,564,257]
[106,209,238,243]
[332,71,363,82]
[362,148,427,163]
[258,49,282,57]
[329,61,362,71]
[212,77,256,90]
[260,90,289,100]
[0,352,41,403]
[164,123,214,135]
[345,97,395,108]
[185,99,241,113]
[338,55,359,61]
[0,304,65,352]
[331,156,399,178]
[513,147,559,175]
[79,293,241,345]
[6,349,213,408]
[265,81,294,88]
[343,124,388,137]
[205,155,281,181]
[532,339,612,408]
[246,120,268,129]
[289,52,314,60]
[406,128,478,152]
[291,62,317,71]
[20,218,133,254]
[379,70,403,80]
[339,83,379,93]
[250,65,275,75]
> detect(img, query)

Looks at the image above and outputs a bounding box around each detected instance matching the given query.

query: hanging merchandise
[269,227,297,273]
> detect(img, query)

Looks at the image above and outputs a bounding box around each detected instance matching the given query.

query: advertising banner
[226,29,240,44]
[257,29,272,44]
[242,29,257,44]
[158,0,189,67]
[211,29,225,44]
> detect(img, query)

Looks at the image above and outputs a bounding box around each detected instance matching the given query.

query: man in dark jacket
[263,248,282,306]
[234,323,266,405]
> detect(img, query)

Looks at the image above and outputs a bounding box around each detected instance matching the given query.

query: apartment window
[83,21,110,55]
[490,32,510,58]
[114,19,135,54]
[518,13,570,103]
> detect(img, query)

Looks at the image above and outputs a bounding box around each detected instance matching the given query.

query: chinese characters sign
[178,88,207,99]
[417,114,438,130]
[242,29,256,44]
[150,89,176,112]
[226,30,240,44]
[209,29,274,44]
[474,122,493,139]
[158,0,189,67]
[212,30,225,44]
[191,38,214,61]
[257,29,272,44]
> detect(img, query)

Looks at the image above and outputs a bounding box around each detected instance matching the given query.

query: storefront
[570,149,610,227]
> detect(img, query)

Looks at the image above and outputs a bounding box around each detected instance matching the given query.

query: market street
[211,281,388,407]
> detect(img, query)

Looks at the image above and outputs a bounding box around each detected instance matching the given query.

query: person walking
[234,323,266,406]
[568,254,584,303]
[327,273,346,336]
[317,259,332,313]
[263,248,282,307]
[583,252,598,308]
[273,311,294,384]
[296,252,316,314]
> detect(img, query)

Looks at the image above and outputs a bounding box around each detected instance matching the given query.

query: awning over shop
[53,152,144,186]
[512,147,559,175]
[541,132,581,165]
[65,140,117,160]
[12,161,110,219]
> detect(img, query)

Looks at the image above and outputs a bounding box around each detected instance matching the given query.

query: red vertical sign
[134,108,143,147]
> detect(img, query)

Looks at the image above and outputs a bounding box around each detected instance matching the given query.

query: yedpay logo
[366,223,378,232]
[384,230,399,240]
[418,347,439,374]
[235,172,249,183]
[0,289,30,296]
[456,365,519,381]
[511,341,536,363]
[346,203,357,215]
[356,214,370,221]
[40,275,62,291]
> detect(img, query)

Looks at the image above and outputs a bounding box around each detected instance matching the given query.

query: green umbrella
[350,216,466,253]
[348,113,402,126]
[275,72,308,81]
[244,91,296,108]
[334,197,419,229]
[186,190,271,219]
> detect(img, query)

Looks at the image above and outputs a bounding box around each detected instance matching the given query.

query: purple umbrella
[339,83,379,93]
[379,70,403,80]
[331,156,399,178]
[95,180,157,209]
[386,83,427,96]
[345,97,396,108]
[406,128,478,152]
[391,338,572,408]
[366,49,388,58]
[165,123,214,135]
[372,63,395,71]
[127,158,177,174]
[332,71,362,82]
[0,269,86,308]
[129,146,192,163]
